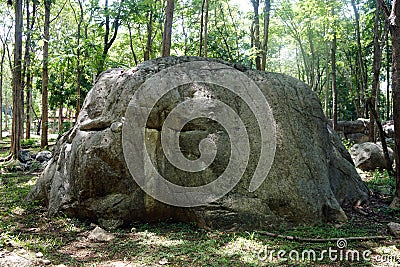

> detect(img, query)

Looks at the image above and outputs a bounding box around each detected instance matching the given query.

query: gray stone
[329,119,370,135]
[18,149,32,163]
[350,142,394,171]
[28,57,369,230]
[88,226,115,242]
[35,151,53,163]
[383,120,395,138]
[387,222,400,238]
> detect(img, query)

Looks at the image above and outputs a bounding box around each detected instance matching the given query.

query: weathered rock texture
[28,57,369,230]
[350,142,395,171]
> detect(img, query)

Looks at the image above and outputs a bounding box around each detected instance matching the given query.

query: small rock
[36,252,43,258]
[18,149,32,163]
[387,222,400,238]
[35,151,53,163]
[41,259,51,265]
[159,258,169,265]
[88,226,115,242]
[5,239,22,248]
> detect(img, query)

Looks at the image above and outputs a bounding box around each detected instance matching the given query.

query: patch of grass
[21,138,38,148]
[365,169,396,194]
[342,139,355,150]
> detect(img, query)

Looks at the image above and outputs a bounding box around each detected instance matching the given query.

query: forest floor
[0,138,400,266]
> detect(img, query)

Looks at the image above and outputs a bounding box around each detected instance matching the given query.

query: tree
[261,0,271,71]
[0,18,12,140]
[251,0,261,70]
[162,0,174,57]
[369,1,387,142]
[199,0,210,57]
[11,0,23,157]
[377,0,400,209]
[23,0,37,139]
[331,17,338,131]
[41,0,51,149]
[96,0,125,76]
[351,0,367,117]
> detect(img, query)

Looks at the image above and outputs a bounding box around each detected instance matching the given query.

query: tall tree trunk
[161,0,174,57]
[370,1,383,142]
[250,21,254,69]
[204,0,209,58]
[351,0,368,117]
[324,41,330,117]
[11,0,23,157]
[199,0,205,56]
[331,28,338,130]
[377,0,400,209]
[0,40,5,140]
[386,30,391,120]
[127,23,138,65]
[144,1,154,61]
[75,0,83,121]
[58,105,62,134]
[251,0,261,70]
[24,0,36,140]
[261,0,271,71]
[41,0,51,149]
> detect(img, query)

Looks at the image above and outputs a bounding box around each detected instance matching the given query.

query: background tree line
[1,0,400,207]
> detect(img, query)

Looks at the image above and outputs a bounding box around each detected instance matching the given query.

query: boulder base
[28,57,369,230]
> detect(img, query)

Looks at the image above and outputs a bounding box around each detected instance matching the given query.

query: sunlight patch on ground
[218,236,265,265]
[134,230,185,247]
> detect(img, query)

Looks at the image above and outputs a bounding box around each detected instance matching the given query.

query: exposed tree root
[255,231,389,243]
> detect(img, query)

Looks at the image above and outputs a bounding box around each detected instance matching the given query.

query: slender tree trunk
[351,0,368,117]
[370,1,383,142]
[41,0,51,149]
[144,1,154,61]
[250,21,254,69]
[204,0,209,58]
[331,28,338,130]
[24,0,36,140]
[161,0,174,57]
[325,41,330,117]
[25,73,31,139]
[58,105,63,134]
[11,0,23,157]
[377,0,400,208]
[0,42,5,140]
[199,0,205,56]
[74,0,84,121]
[251,0,261,70]
[261,0,271,71]
[386,30,391,120]
[127,23,138,65]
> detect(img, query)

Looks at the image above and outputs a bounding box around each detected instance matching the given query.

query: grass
[0,171,398,266]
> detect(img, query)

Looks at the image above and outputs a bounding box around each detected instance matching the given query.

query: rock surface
[387,222,400,238]
[350,142,394,171]
[35,151,52,163]
[28,57,369,230]
[88,226,115,242]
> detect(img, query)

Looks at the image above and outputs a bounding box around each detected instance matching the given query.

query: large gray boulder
[28,57,369,230]
[350,142,395,171]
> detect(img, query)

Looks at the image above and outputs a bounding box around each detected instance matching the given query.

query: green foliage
[365,169,396,194]
[21,138,37,147]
